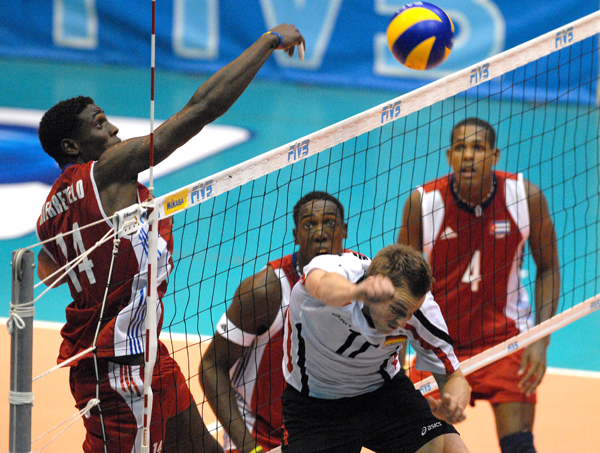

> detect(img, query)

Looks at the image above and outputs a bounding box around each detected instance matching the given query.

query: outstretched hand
[427,392,467,424]
[269,23,305,59]
[518,338,549,396]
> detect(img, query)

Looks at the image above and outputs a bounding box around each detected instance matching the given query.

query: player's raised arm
[397,188,423,251]
[94,24,305,189]
[304,270,396,307]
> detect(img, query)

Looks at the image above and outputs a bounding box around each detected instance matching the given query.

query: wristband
[263,31,282,48]
[249,447,264,453]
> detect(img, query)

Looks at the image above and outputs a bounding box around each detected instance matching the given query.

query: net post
[9,248,35,453]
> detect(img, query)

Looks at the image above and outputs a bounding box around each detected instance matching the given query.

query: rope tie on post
[7,300,35,334]
[8,390,34,405]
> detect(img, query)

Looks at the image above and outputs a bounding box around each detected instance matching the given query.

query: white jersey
[283,252,459,399]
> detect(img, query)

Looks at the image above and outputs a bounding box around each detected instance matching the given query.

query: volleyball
[387,2,454,70]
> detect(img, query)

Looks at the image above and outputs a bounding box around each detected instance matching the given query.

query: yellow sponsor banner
[164,188,189,216]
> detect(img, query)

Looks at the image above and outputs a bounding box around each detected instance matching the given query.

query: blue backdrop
[0,0,597,97]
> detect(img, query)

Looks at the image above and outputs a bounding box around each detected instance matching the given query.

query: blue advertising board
[0,1,597,100]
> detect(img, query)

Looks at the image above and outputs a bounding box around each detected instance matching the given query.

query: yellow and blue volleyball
[387,2,454,70]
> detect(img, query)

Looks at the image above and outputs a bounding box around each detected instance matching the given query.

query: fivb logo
[190,179,213,204]
[419,382,432,394]
[470,63,489,85]
[555,27,574,48]
[288,139,310,162]
[381,101,401,124]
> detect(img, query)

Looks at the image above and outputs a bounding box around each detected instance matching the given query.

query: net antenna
[141,0,158,451]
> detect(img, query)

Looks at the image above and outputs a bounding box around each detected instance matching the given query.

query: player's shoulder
[241,264,275,291]
[407,293,453,339]
[64,161,93,178]
[495,170,540,197]
[46,162,91,193]
[417,292,443,314]
[421,174,451,193]
[494,169,521,182]
[344,249,369,261]
[268,253,294,270]
[305,251,370,279]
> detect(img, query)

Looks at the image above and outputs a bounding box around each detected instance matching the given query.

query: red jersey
[36,162,174,364]
[418,171,532,358]
[217,253,300,451]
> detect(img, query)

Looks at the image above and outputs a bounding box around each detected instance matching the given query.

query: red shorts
[409,350,536,406]
[69,341,193,453]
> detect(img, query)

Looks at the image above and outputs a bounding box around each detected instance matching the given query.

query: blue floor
[1,57,599,373]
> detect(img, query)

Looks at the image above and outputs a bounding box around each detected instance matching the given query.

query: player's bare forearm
[397,189,423,251]
[185,25,301,113]
[431,369,470,424]
[527,179,560,325]
[102,24,304,182]
[153,24,304,160]
[520,270,557,395]
[534,266,560,325]
[304,269,358,306]
[305,271,396,307]
[199,337,260,452]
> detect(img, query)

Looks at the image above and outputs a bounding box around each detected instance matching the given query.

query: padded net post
[9,249,34,453]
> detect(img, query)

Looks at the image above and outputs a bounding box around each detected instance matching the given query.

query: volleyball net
[8,10,600,452]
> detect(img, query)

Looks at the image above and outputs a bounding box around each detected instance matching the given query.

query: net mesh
[13,11,600,452]
[160,17,600,353]
[159,13,600,444]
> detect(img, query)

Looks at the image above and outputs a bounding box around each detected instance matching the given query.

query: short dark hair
[451,117,496,149]
[367,244,434,298]
[38,96,95,167]
[293,191,345,227]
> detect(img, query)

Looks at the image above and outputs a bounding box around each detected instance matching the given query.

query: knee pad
[499,431,536,453]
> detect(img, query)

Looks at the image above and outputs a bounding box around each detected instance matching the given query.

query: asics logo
[421,421,442,436]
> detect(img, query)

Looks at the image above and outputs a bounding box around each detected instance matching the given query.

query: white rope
[33,227,115,299]
[29,215,116,252]
[6,300,34,334]
[91,233,121,453]
[32,398,100,453]
[8,390,34,405]
[32,347,95,382]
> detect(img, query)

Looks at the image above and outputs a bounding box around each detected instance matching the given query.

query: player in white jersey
[282,244,471,453]
[200,191,349,453]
